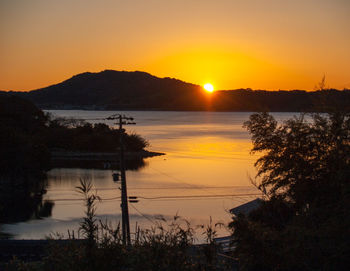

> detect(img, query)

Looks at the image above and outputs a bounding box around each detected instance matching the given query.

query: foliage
[123,132,149,151]
[0,93,53,223]
[244,112,349,209]
[230,112,350,270]
[76,178,101,247]
[0,93,50,175]
[46,117,148,152]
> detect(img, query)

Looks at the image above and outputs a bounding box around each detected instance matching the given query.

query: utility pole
[107,114,135,245]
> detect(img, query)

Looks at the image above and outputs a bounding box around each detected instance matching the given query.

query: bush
[230,112,350,270]
[47,117,148,152]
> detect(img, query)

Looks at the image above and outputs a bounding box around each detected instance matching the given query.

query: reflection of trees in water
[0,155,146,224]
[0,173,54,224]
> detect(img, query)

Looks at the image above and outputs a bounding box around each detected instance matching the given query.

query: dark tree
[230,112,350,270]
[0,93,53,224]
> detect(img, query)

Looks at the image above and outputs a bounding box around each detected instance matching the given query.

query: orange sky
[1,0,349,91]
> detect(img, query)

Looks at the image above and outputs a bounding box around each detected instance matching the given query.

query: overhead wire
[129,203,157,225]
[45,193,260,203]
[147,165,202,190]
[46,185,256,192]
[137,193,260,200]
[147,164,262,203]
[50,196,121,202]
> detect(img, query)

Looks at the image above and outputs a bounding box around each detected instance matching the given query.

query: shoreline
[51,150,165,161]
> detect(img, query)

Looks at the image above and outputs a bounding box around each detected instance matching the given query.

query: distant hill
[10,70,208,110]
[5,70,350,112]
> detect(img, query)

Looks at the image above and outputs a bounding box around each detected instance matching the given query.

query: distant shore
[51,150,165,161]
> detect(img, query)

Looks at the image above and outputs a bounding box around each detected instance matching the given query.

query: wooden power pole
[108,114,135,245]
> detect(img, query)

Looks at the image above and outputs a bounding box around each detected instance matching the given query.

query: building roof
[230,198,263,216]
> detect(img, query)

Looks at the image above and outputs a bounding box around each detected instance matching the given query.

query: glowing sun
[203,83,214,92]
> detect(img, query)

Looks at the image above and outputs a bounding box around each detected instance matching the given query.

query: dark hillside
[5,70,350,111]
[212,89,311,111]
[14,70,208,110]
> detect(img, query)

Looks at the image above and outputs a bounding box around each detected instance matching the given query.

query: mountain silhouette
[6,70,350,112]
[12,70,208,110]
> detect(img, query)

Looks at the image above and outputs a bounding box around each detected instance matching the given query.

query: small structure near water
[214,198,263,254]
[229,198,263,217]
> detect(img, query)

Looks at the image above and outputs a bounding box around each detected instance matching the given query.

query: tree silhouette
[230,112,350,270]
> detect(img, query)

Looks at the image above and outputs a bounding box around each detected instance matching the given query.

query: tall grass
[6,178,237,270]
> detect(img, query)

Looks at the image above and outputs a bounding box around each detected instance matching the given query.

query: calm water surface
[3,111,296,240]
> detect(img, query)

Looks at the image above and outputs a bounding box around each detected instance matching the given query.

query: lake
[2,111,296,241]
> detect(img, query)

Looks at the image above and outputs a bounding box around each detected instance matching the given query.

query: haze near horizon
[1,0,349,91]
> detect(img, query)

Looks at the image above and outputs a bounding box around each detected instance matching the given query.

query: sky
[1,0,349,91]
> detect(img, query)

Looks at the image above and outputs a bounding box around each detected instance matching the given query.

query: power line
[46,185,256,192]
[137,193,260,200]
[148,165,200,189]
[133,197,257,202]
[75,118,107,121]
[147,165,262,200]
[53,195,256,205]
[45,193,260,202]
[129,203,157,225]
[49,196,121,202]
